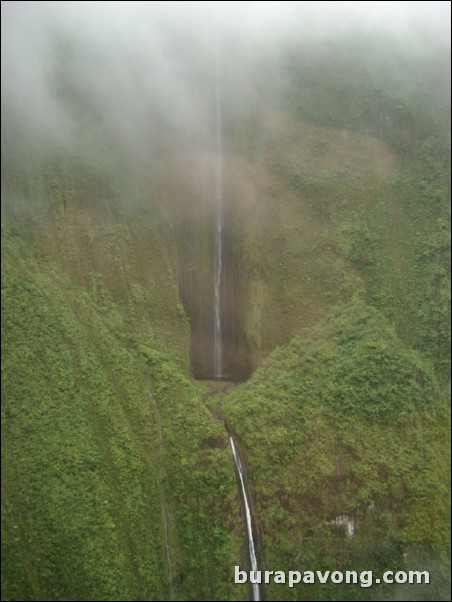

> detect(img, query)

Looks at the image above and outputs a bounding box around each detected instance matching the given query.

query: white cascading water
[213,40,224,378]
[229,436,261,602]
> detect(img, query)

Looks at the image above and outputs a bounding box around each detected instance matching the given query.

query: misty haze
[2,2,450,601]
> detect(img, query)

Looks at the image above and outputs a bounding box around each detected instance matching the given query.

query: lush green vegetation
[2,19,450,602]
[2,209,244,601]
[221,302,450,600]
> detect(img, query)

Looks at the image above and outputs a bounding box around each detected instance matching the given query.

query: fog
[1,1,450,175]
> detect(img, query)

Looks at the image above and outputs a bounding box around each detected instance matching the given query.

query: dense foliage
[221,302,450,600]
[2,216,244,601]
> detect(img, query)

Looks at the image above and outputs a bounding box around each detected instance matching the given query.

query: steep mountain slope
[2,13,450,602]
[2,208,245,601]
[221,302,450,600]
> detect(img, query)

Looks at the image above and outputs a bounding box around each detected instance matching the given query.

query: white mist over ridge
[2,1,449,160]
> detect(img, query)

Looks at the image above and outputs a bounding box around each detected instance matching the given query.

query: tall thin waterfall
[229,437,261,602]
[213,40,224,378]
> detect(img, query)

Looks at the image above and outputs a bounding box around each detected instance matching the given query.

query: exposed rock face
[180,182,252,380]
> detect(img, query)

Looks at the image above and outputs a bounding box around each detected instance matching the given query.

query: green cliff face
[221,302,449,600]
[2,16,450,602]
[2,206,245,601]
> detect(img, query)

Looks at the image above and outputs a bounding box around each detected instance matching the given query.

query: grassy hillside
[220,302,450,600]
[2,203,246,601]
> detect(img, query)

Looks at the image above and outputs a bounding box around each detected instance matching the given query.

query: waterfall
[229,437,261,602]
[213,39,224,378]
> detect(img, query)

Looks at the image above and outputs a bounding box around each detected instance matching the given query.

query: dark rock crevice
[176,160,252,381]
